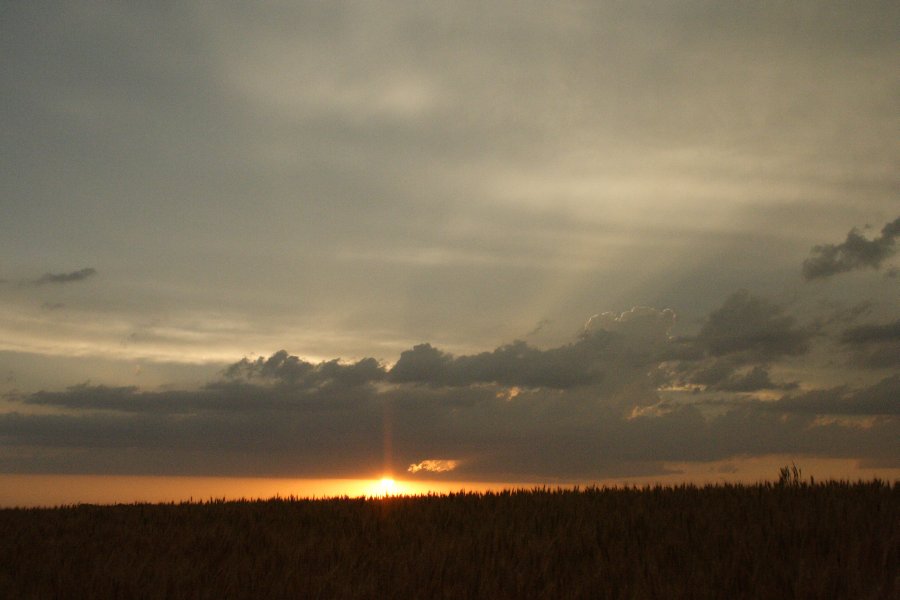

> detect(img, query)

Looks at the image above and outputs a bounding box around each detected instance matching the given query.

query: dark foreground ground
[1,481,897,599]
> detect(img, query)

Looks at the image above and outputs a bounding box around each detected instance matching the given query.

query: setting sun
[380,477,397,495]
[366,477,401,497]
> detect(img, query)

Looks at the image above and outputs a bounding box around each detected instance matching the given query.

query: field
[1,481,897,599]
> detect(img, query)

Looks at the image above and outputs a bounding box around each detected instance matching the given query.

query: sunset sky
[1,1,897,503]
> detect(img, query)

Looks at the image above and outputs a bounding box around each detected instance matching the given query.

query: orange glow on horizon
[2,456,898,508]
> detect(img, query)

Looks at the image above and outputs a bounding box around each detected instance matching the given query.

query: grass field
[1,480,896,599]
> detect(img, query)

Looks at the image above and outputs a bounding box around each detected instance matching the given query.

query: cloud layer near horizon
[4,291,897,480]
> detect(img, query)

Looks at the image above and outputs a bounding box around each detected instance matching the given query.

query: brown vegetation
[1,481,896,599]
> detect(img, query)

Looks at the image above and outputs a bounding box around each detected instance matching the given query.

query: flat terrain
[1,482,896,599]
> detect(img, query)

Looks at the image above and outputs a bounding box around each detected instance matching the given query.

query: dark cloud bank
[3,291,896,480]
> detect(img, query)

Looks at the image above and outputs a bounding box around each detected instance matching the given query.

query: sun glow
[374,477,399,497]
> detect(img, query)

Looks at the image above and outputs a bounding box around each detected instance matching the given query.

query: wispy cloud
[32,268,97,286]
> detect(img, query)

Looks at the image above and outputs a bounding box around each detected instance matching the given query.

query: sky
[1,1,898,498]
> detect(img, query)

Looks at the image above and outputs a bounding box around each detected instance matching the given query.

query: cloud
[658,291,815,393]
[408,459,459,474]
[2,290,894,480]
[693,290,810,360]
[525,319,552,337]
[802,216,900,280]
[770,376,900,416]
[840,319,900,345]
[712,365,797,393]
[223,350,386,389]
[32,268,97,285]
[837,319,900,368]
[389,307,676,392]
[3,380,896,477]
[670,358,798,393]
[5,318,898,479]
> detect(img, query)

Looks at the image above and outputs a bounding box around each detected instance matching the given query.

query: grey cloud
[5,337,897,479]
[388,340,612,389]
[525,318,552,337]
[771,376,900,416]
[390,307,675,390]
[682,360,737,387]
[3,381,896,478]
[23,375,382,415]
[32,268,97,285]
[810,301,874,332]
[840,319,900,344]
[223,350,386,389]
[713,365,797,393]
[694,290,810,360]
[2,292,896,479]
[802,216,900,280]
[838,319,900,368]
[671,359,796,393]
[23,384,230,415]
[665,291,813,392]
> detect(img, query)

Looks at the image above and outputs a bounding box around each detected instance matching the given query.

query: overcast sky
[1,1,897,485]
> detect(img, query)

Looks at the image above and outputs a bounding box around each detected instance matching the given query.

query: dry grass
[1,481,896,599]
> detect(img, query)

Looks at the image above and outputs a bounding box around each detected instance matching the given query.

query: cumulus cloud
[390,307,675,391]
[408,459,459,474]
[224,350,386,388]
[32,267,97,285]
[802,216,900,280]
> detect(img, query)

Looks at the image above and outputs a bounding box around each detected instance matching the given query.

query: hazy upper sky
[1,1,897,485]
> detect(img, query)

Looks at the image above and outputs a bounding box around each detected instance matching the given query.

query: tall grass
[1,481,896,599]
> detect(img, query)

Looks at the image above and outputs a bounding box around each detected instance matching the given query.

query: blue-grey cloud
[802,216,900,280]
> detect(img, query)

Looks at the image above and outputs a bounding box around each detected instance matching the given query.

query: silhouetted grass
[1,481,896,599]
